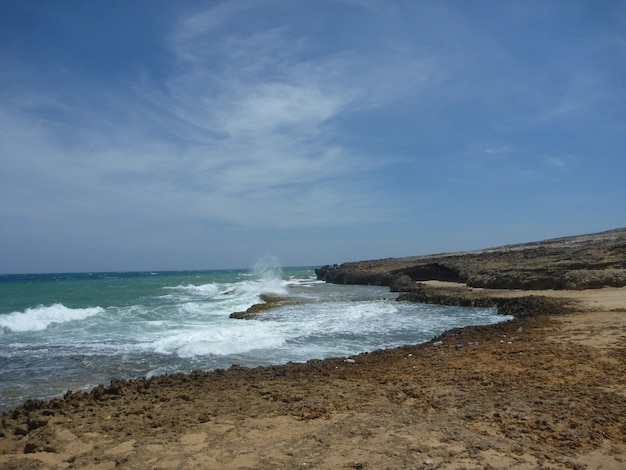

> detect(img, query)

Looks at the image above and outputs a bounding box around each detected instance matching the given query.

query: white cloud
[544,156,577,171]
[119,4,429,226]
[5,2,614,236]
[483,146,514,155]
[1,3,405,231]
[1,1,625,273]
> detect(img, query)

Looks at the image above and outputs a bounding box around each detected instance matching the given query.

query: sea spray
[250,254,288,296]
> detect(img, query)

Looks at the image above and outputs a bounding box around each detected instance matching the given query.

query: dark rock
[23,442,38,454]
[27,415,49,431]
[14,424,29,436]
[229,294,298,320]
[493,296,574,318]
[230,311,256,320]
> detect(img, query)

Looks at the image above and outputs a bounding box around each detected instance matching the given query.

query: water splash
[251,254,287,295]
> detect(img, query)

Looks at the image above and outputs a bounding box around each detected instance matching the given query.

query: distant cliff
[316,227,626,291]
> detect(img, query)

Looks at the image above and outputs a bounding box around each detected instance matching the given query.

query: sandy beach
[1,282,625,469]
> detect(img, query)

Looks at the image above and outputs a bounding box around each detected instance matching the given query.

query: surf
[0,304,104,332]
[0,267,511,412]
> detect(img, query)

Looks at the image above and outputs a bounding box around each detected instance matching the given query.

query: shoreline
[2,227,625,468]
[1,284,625,469]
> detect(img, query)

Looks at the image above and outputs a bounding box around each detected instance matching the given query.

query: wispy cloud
[483,146,515,155]
[121,2,438,226]
[2,1,624,272]
[544,156,577,171]
[2,2,438,232]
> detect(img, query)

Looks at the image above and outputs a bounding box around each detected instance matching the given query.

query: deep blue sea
[0,266,511,412]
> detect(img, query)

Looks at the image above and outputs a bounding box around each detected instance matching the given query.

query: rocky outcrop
[316,227,626,291]
[396,283,575,318]
[314,264,396,286]
[230,295,302,319]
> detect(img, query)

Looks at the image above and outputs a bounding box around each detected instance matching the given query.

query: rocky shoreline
[315,227,625,320]
[315,227,626,291]
[1,228,625,469]
[398,284,575,319]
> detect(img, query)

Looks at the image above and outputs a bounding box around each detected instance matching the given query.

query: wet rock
[230,294,298,319]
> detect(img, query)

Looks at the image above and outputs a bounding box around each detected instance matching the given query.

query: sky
[1,0,625,274]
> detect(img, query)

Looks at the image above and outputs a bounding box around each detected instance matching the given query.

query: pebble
[433,341,443,347]
[344,358,356,364]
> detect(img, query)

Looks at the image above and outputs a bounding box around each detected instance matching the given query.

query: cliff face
[316,227,626,291]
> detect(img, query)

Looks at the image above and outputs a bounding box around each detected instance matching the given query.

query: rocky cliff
[316,227,626,291]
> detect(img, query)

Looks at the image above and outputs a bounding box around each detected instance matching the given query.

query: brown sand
[1,287,625,469]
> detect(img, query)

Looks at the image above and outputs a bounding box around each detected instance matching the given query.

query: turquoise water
[0,266,510,412]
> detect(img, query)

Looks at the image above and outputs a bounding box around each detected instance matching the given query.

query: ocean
[0,266,511,412]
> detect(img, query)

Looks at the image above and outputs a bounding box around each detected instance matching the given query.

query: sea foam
[147,322,286,357]
[0,304,104,332]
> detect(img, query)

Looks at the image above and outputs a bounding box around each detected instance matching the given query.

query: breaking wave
[0,304,104,332]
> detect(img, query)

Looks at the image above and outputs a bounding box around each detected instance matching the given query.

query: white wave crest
[232,278,287,297]
[285,277,323,287]
[164,283,220,296]
[0,304,104,332]
[147,324,285,358]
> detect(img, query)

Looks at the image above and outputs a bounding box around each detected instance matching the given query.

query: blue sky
[1,0,625,273]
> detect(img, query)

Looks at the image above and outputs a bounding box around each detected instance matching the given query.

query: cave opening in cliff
[397,263,462,282]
